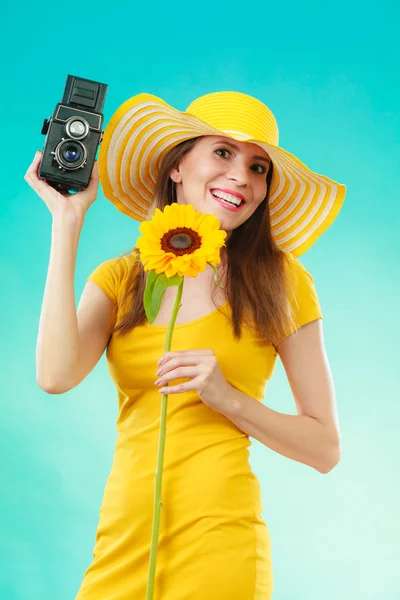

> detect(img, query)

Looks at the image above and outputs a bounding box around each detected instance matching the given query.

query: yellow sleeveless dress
[75,251,322,600]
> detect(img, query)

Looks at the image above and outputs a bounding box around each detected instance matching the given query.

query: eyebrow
[212,140,271,164]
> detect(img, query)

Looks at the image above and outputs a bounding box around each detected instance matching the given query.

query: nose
[225,160,248,186]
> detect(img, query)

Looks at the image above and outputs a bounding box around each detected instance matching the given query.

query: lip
[210,188,246,202]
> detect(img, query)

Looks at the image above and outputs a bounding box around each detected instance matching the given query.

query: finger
[156,365,198,385]
[24,152,52,194]
[161,355,214,374]
[24,150,42,179]
[157,355,201,374]
[158,380,195,394]
[91,160,99,179]
[84,161,99,192]
[158,349,212,365]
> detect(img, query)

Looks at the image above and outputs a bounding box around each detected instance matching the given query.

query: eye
[215,148,267,175]
[215,148,230,159]
[251,164,268,174]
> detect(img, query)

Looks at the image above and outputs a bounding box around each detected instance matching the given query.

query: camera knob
[41,118,50,135]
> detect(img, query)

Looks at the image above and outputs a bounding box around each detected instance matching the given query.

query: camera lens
[63,143,81,162]
[54,139,87,170]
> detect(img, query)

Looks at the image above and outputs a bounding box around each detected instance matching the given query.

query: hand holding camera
[24,150,99,227]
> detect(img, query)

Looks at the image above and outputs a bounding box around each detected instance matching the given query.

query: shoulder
[280,250,323,335]
[103,251,140,276]
[270,251,323,350]
[281,251,319,299]
[87,249,140,304]
[90,251,139,280]
[283,251,315,280]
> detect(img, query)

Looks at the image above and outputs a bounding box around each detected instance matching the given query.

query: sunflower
[136,203,227,278]
[135,202,228,598]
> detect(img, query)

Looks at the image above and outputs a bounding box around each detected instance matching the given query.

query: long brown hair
[111,137,297,348]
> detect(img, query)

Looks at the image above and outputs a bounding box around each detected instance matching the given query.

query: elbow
[316,425,342,474]
[318,445,342,474]
[36,365,78,394]
[36,377,72,395]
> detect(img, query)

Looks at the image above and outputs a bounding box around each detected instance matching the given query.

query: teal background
[1,0,399,598]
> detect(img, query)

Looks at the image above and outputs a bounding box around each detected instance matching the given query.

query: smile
[210,190,245,212]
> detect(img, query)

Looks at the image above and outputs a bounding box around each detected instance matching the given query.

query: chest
[107,264,279,401]
[151,272,227,326]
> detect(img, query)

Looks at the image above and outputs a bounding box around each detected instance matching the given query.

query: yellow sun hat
[98,91,346,257]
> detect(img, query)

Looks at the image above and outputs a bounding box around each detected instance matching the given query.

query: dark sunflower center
[161,227,202,256]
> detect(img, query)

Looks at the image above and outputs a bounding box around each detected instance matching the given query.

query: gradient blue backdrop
[1,0,399,598]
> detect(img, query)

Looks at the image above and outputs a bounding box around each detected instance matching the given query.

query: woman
[26,91,345,599]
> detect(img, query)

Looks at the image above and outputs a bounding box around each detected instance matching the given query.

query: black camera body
[39,75,108,192]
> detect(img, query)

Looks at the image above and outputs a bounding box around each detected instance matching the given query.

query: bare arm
[36,219,115,394]
[24,151,109,394]
[218,319,341,474]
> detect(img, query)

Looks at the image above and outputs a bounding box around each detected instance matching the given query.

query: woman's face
[169,135,271,234]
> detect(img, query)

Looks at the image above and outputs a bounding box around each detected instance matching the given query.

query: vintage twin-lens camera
[39,74,108,192]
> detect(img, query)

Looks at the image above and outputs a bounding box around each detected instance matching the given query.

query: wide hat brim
[98,92,346,257]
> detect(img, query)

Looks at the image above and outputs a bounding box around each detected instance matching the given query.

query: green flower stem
[146,277,184,600]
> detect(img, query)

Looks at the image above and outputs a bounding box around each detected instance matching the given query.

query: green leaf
[143,270,183,324]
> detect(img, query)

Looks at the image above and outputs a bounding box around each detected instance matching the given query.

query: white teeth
[211,190,243,206]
